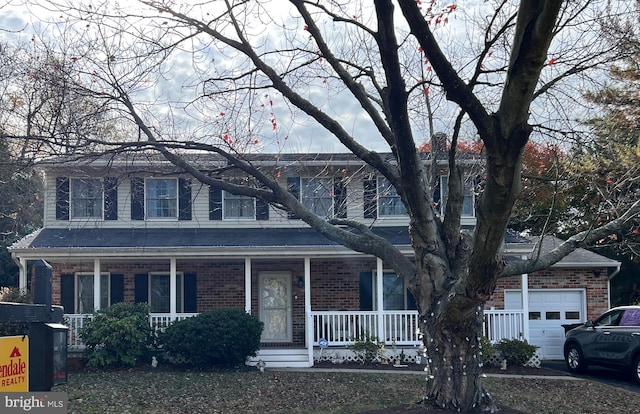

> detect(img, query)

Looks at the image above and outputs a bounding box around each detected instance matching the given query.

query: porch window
[377,177,407,217]
[360,271,417,311]
[383,273,416,310]
[223,191,256,220]
[149,273,184,313]
[71,178,103,219]
[76,273,110,314]
[301,177,333,218]
[146,178,178,219]
[440,175,475,216]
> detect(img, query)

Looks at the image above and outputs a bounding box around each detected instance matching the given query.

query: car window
[594,310,624,327]
[619,309,640,327]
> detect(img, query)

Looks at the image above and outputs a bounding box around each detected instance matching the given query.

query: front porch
[64,308,525,367]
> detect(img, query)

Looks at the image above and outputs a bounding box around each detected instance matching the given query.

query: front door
[259,272,292,342]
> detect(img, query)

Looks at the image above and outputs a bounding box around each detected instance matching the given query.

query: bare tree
[12,0,640,410]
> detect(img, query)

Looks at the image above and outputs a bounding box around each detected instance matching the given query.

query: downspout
[12,253,26,290]
[607,263,622,309]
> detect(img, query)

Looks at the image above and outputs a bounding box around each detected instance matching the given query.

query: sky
[0,1,618,154]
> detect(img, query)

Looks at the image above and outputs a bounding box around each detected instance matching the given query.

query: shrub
[479,336,495,365]
[158,308,263,368]
[0,287,31,336]
[79,302,155,368]
[495,337,538,366]
[347,332,382,364]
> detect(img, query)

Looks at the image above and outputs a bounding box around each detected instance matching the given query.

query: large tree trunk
[420,303,495,411]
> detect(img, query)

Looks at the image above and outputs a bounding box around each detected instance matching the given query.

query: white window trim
[145,178,179,220]
[376,177,407,218]
[372,270,415,311]
[440,175,475,217]
[75,272,110,313]
[70,177,104,221]
[222,191,257,221]
[300,177,334,218]
[148,272,185,313]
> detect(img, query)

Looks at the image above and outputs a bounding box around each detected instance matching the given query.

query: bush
[495,337,538,366]
[479,336,495,365]
[347,332,382,364]
[158,308,263,368]
[80,302,155,368]
[0,287,31,336]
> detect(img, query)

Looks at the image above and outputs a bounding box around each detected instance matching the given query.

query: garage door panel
[505,290,585,360]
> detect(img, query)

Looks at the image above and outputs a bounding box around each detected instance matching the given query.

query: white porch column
[244,258,252,314]
[304,257,313,366]
[376,258,384,342]
[521,268,529,342]
[93,258,101,311]
[170,258,177,315]
[18,258,27,290]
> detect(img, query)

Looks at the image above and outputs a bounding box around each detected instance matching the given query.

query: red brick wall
[48,257,376,346]
[486,267,609,320]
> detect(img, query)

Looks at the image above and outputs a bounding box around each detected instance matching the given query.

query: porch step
[247,348,312,368]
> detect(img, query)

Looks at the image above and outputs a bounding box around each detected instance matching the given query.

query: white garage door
[505,290,585,360]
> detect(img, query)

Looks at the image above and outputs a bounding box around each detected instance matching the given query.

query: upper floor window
[440,176,474,216]
[301,177,333,217]
[223,191,256,220]
[56,176,118,221]
[131,177,191,221]
[287,176,346,219]
[71,178,103,219]
[363,175,474,219]
[377,177,407,217]
[146,178,178,219]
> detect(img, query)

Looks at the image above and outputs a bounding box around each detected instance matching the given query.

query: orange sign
[0,336,29,392]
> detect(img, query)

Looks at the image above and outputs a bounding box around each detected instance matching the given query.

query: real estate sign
[0,336,28,392]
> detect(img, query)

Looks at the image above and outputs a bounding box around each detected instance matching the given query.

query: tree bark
[420,300,493,411]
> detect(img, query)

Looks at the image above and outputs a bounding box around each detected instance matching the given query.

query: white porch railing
[64,313,198,349]
[64,309,524,350]
[310,310,421,346]
[310,309,525,347]
[483,309,525,343]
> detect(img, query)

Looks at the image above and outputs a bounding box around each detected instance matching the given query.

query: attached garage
[505,289,585,360]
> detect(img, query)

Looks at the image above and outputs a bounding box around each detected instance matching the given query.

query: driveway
[542,360,640,393]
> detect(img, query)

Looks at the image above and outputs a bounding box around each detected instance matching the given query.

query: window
[301,177,333,217]
[595,310,623,327]
[377,177,407,217]
[76,273,110,314]
[382,272,416,310]
[149,273,184,313]
[146,178,178,219]
[71,179,103,219]
[223,191,256,220]
[440,175,475,216]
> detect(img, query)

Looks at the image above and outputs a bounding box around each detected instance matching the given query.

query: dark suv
[564,306,640,383]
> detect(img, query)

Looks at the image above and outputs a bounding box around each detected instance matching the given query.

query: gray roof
[12,228,618,269]
[15,226,527,250]
[15,227,412,250]
[529,235,620,268]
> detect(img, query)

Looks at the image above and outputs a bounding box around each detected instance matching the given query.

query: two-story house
[9,152,620,365]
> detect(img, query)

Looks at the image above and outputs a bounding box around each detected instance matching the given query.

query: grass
[54,368,640,414]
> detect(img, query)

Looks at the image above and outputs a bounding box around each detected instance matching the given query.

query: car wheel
[633,355,640,384]
[565,344,587,374]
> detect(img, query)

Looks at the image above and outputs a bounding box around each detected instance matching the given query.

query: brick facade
[48,257,376,347]
[486,267,610,320]
[48,258,611,347]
